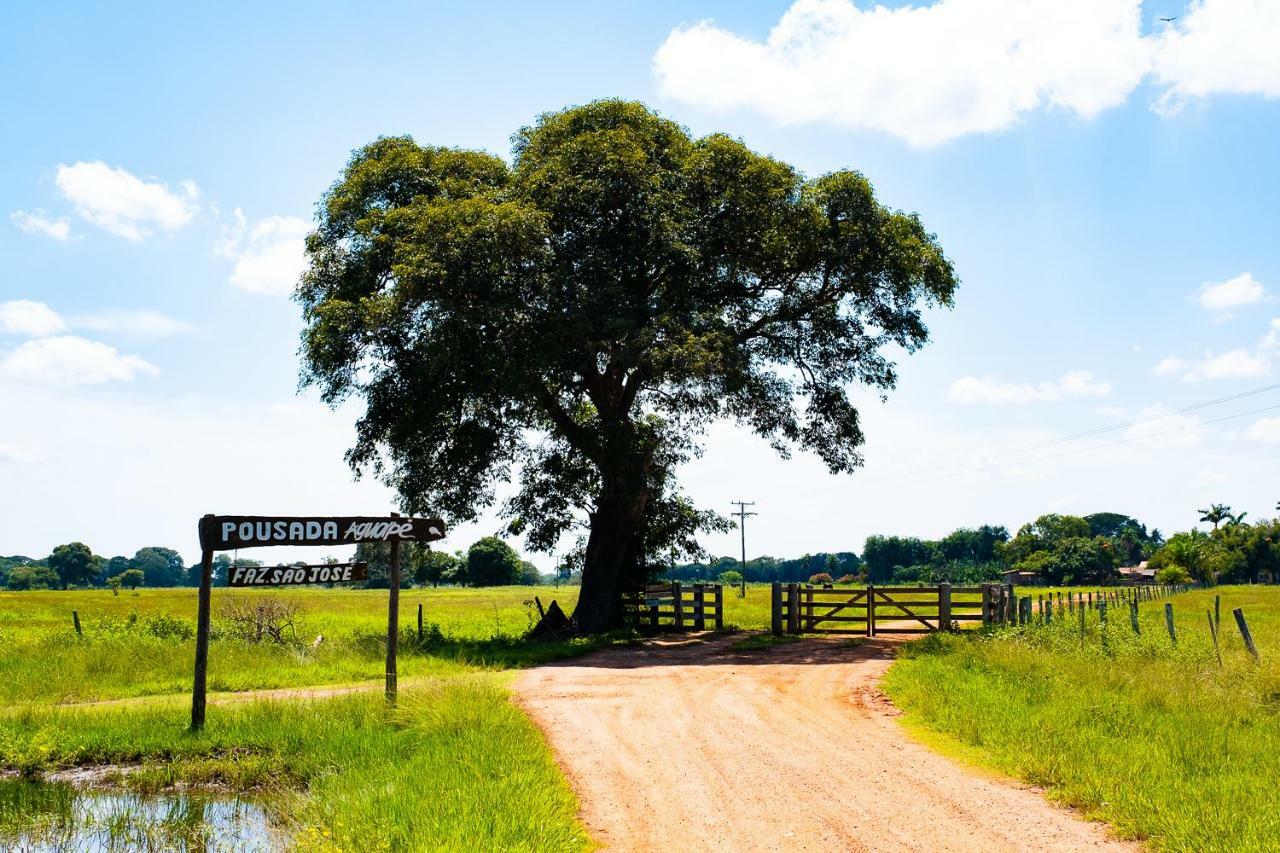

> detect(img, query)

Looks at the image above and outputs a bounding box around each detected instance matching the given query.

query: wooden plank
[865,596,947,604]
[800,589,869,599]
[771,582,783,636]
[794,615,868,623]
[190,543,214,731]
[385,513,401,705]
[714,584,724,631]
[787,583,800,634]
[199,515,445,550]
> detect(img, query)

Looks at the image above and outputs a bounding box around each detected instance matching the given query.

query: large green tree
[298,100,957,631]
[48,542,99,587]
[133,546,186,587]
[466,537,523,587]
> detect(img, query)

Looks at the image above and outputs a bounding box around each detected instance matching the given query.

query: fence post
[1207,610,1221,665]
[1129,600,1140,635]
[805,585,814,632]
[714,583,724,631]
[1233,608,1259,661]
[650,591,659,629]
[867,584,876,637]
[939,582,952,632]
[1214,595,1221,632]
[1006,584,1015,623]
[673,581,684,631]
[1164,602,1176,645]
[417,603,424,642]
[787,583,800,634]
[771,582,783,636]
[1099,600,1108,626]
[694,583,706,631]
[1078,603,1085,648]
[980,583,991,627]
[72,610,82,637]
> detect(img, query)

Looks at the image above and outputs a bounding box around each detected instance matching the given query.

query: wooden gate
[772,583,1010,636]
[628,582,724,632]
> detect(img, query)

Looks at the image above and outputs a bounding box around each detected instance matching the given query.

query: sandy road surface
[514,635,1134,853]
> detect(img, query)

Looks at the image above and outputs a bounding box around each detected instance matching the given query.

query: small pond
[0,779,280,851]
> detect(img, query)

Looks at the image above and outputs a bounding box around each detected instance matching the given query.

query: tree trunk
[573,470,649,634]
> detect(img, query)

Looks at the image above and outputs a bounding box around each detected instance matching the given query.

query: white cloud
[1152,0,1280,113]
[1153,355,1189,377]
[0,441,43,464]
[653,0,1280,146]
[1158,316,1279,380]
[949,370,1111,404]
[655,0,1150,147]
[1262,318,1280,351]
[72,310,192,338]
[55,161,198,241]
[1195,272,1267,313]
[217,208,309,296]
[0,336,158,384]
[0,300,67,337]
[10,209,71,241]
[1245,416,1280,443]
[1183,348,1271,380]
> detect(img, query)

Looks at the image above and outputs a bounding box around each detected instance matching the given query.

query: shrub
[808,572,834,585]
[717,570,743,585]
[1155,565,1192,585]
[219,597,304,645]
[144,613,196,641]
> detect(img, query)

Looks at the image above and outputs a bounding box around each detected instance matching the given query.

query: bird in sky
[1159,16,1180,22]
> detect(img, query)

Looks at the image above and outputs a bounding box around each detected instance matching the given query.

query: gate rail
[628,582,724,632]
[771,582,1012,636]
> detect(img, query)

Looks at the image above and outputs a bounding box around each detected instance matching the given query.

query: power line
[879,380,1280,485]
[892,400,1280,488]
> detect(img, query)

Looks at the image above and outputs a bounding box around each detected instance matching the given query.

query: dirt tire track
[514,634,1134,853]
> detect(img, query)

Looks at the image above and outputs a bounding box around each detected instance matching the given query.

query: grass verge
[881,586,1280,852]
[0,675,589,851]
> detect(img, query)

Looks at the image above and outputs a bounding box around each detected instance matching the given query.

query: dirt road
[514,635,1134,852]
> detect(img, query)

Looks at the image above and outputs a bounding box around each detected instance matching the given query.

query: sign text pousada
[198,515,446,551]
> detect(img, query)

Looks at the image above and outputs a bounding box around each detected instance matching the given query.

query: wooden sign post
[191,513,445,730]
[386,512,401,705]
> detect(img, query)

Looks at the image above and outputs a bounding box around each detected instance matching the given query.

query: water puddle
[0,779,280,851]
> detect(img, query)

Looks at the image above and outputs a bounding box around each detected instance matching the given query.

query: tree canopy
[298,100,957,630]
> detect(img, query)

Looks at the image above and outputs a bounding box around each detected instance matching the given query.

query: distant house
[1001,568,1044,587]
[1118,561,1155,584]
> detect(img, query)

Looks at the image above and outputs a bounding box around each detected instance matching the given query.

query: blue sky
[2,0,1278,565]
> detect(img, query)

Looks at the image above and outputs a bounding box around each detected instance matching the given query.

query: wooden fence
[629,582,724,631]
[772,582,1012,636]
[1011,583,1192,625]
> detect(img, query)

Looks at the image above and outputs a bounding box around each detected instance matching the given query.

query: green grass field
[883,585,1280,852]
[0,585,616,850]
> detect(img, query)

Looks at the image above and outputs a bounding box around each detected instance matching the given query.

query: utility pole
[730,500,756,598]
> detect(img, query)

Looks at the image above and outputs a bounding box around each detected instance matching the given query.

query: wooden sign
[199,515,445,551]
[228,561,369,587]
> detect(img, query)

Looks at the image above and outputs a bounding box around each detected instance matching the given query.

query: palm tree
[1228,511,1249,527]
[1198,504,1232,530]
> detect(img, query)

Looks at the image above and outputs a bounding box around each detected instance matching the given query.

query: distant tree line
[0,535,557,591]
[8,501,1276,591]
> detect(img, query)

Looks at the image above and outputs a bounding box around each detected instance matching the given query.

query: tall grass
[882,586,1280,851]
[0,586,612,703]
[0,677,589,851]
